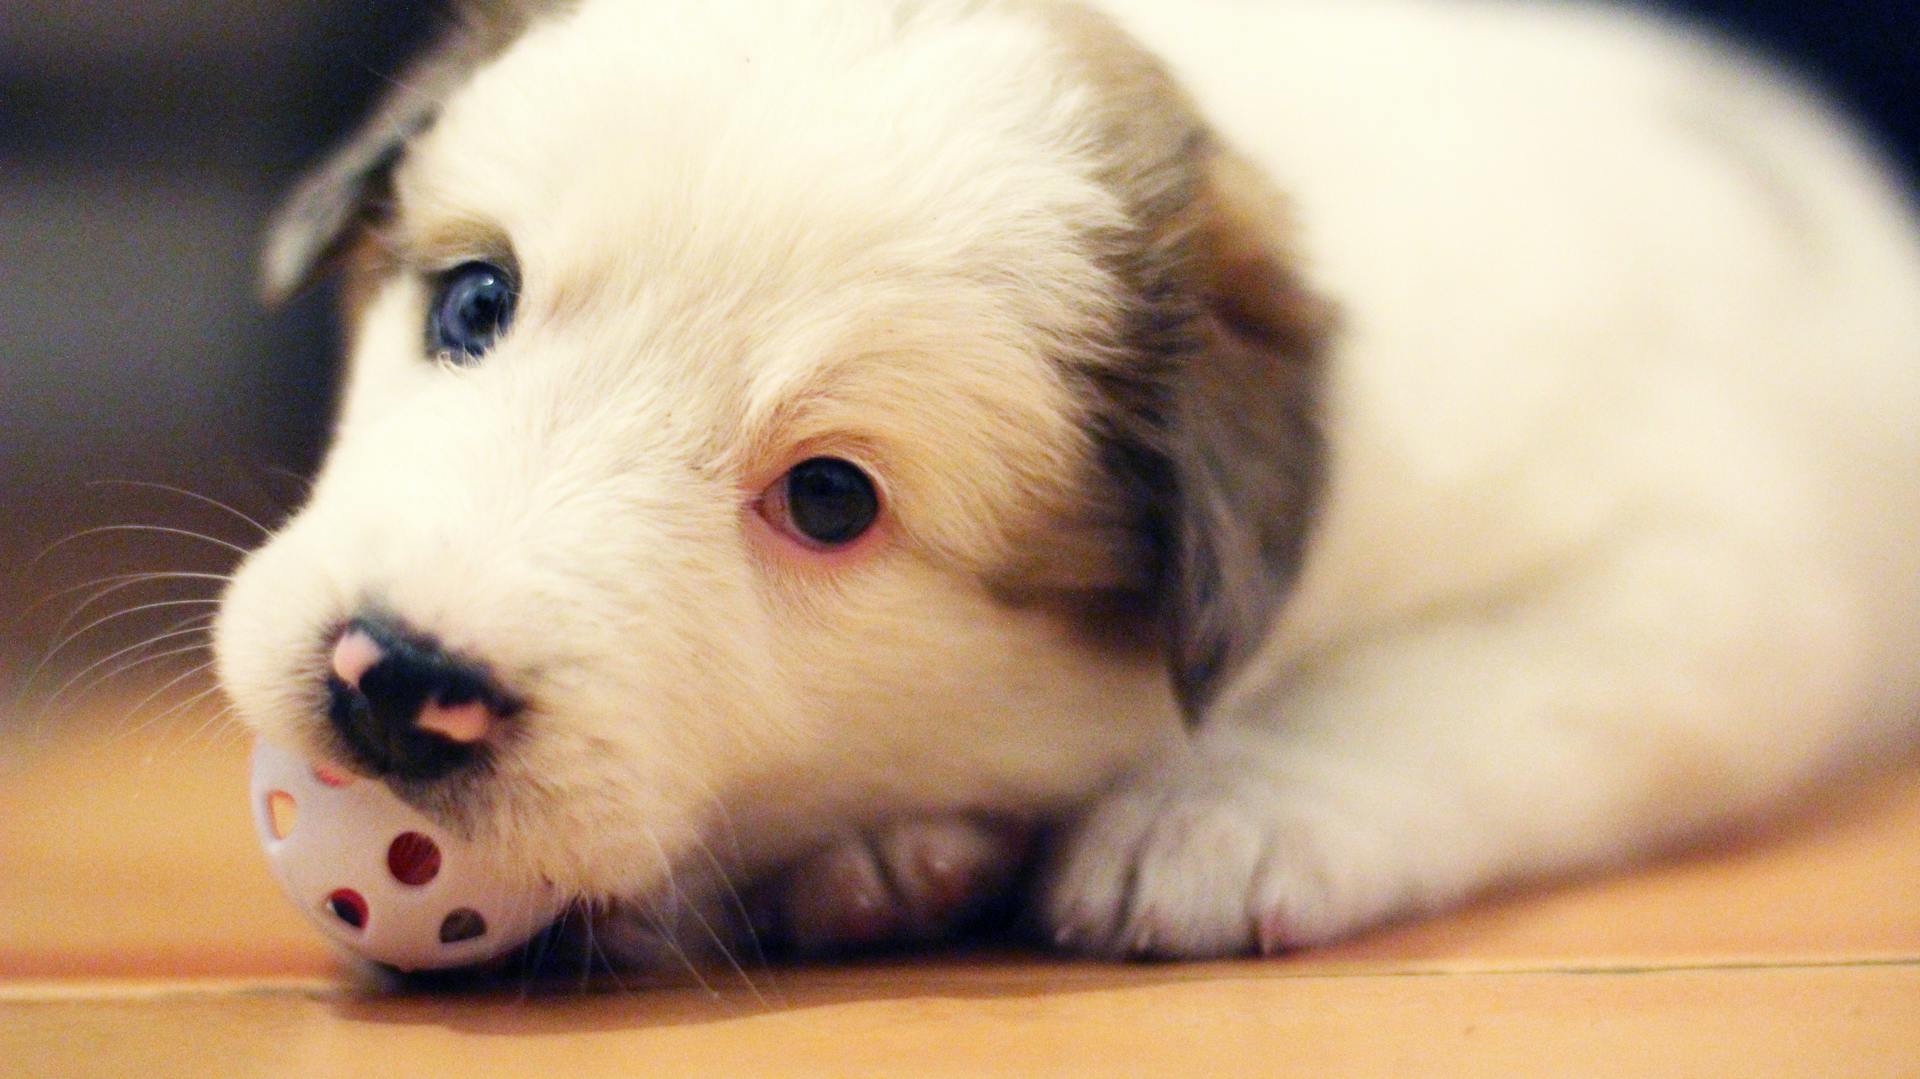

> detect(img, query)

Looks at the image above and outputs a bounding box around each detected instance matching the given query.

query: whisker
[110,657,220,740]
[513,902,562,999]
[20,570,232,622]
[538,900,587,994]
[88,479,275,538]
[173,698,240,756]
[22,598,222,696]
[42,583,217,660]
[33,523,252,569]
[644,830,732,1002]
[622,745,774,1001]
[638,894,719,1001]
[134,682,226,760]
[47,637,214,724]
[209,713,253,751]
[582,903,602,993]
[689,839,778,1007]
[259,464,316,500]
[41,617,215,712]
[681,879,763,1007]
[583,912,633,998]
[498,883,544,999]
[137,673,221,724]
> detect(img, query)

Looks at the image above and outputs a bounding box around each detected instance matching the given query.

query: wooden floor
[3,695,1917,1077]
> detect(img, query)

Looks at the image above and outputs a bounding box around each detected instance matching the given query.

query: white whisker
[132,682,226,760]
[173,699,240,756]
[24,597,224,695]
[42,618,216,714]
[637,849,720,1000]
[21,570,232,622]
[33,523,252,568]
[110,659,221,743]
[688,838,777,1007]
[259,464,316,500]
[88,479,275,538]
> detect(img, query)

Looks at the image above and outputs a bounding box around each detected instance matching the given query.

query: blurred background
[0,0,1916,727]
[1,1,436,723]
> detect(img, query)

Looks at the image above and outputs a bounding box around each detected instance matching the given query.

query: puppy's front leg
[754,817,1033,956]
[1042,533,1866,957]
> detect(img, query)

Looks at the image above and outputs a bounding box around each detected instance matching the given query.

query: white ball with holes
[250,739,565,972]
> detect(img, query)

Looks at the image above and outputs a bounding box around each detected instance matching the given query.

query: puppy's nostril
[416,699,493,745]
[325,615,511,782]
[330,628,384,690]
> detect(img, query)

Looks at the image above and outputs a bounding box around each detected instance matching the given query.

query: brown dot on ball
[439,908,487,944]
[386,832,442,886]
[326,888,368,930]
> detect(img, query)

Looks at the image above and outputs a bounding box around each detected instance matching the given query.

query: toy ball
[249,738,565,972]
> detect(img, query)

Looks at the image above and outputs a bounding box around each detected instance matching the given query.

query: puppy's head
[217,0,1325,903]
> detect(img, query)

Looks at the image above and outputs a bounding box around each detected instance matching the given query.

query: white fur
[1044,0,1920,954]
[1044,0,1920,948]
[217,0,1920,959]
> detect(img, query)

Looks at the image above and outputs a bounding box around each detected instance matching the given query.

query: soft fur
[216,0,1920,963]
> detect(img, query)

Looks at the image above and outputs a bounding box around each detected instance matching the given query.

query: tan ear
[1181,149,1334,363]
[1017,3,1333,719]
[1148,147,1330,718]
[259,2,561,305]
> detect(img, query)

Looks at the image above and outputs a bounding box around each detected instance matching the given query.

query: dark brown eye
[773,457,879,546]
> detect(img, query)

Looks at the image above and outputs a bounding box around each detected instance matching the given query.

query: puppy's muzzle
[326,614,514,782]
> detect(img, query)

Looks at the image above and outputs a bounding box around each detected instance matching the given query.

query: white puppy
[215,0,1920,962]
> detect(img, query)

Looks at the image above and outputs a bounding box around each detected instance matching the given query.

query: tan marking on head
[1014,0,1332,348]
[335,231,400,342]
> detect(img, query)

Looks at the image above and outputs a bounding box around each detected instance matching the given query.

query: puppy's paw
[754,816,1031,956]
[1040,760,1427,958]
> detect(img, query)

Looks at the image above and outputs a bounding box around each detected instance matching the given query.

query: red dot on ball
[326,888,369,930]
[387,832,442,886]
[313,764,352,788]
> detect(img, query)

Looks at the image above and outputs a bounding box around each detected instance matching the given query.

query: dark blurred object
[0,1,434,693]
[1,1,435,477]
[0,0,1913,702]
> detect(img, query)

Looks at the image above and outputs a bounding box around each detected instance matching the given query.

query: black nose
[325,614,509,782]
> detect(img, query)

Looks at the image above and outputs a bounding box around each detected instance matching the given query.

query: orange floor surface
[3,695,1917,1077]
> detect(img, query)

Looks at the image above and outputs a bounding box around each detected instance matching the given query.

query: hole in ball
[266,791,297,840]
[387,832,442,886]
[439,908,487,944]
[325,888,369,930]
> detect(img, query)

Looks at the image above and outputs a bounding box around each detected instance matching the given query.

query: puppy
[215,0,1920,963]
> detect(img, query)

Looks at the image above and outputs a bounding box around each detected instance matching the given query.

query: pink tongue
[417,699,492,744]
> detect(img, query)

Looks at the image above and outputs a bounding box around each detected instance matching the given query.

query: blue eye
[428,261,516,362]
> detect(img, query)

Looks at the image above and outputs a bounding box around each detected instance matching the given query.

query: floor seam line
[2,957,1917,1004]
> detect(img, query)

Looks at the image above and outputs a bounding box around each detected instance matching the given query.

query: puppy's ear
[1146,148,1329,720]
[259,3,555,304]
[259,84,431,305]
[991,5,1330,719]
